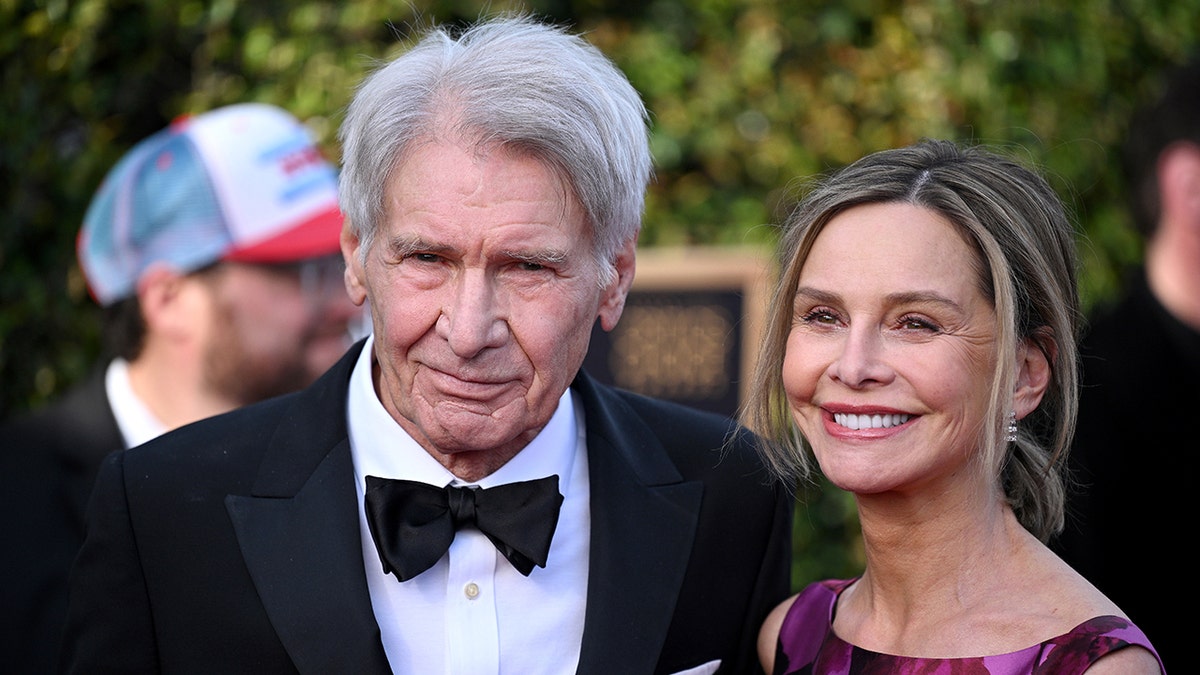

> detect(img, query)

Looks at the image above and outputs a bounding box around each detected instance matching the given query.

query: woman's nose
[830,326,893,388]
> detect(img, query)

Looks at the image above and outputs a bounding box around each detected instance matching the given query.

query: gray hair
[338,15,652,282]
[744,139,1080,541]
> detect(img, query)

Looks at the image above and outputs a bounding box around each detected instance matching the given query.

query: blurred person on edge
[0,102,362,673]
[1052,54,1200,672]
[58,16,791,675]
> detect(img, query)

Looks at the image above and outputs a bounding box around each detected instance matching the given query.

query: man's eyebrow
[500,248,569,265]
[386,235,451,257]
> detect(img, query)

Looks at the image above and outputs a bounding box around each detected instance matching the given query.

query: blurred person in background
[0,102,362,673]
[1052,54,1200,673]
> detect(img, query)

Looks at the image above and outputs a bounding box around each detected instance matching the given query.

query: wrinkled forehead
[386,134,597,249]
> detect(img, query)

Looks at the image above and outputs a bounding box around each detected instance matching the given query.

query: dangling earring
[1007,411,1018,443]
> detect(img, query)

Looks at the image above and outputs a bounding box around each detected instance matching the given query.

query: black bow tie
[364,475,564,582]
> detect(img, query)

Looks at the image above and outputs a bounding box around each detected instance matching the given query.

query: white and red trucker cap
[77,103,344,306]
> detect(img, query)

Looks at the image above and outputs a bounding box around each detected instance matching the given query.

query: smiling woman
[745,139,1165,675]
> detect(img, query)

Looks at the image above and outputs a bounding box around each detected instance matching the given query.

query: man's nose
[436,270,507,358]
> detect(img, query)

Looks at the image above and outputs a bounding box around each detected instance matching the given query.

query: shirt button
[464,582,480,600]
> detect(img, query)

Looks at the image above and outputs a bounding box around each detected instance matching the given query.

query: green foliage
[792,478,864,589]
[2,0,1197,585]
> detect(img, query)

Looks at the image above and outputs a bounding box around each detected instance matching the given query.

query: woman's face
[782,202,998,496]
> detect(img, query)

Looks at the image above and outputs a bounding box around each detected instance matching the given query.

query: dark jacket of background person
[0,371,121,674]
[1055,270,1192,673]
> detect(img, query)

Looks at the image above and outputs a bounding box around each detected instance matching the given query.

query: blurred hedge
[2,0,1197,586]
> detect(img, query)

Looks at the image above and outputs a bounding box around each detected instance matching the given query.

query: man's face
[343,140,633,478]
[201,255,361,405]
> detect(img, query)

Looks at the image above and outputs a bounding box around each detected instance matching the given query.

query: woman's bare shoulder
[757,593,800,675]
[1081,645,1163,674]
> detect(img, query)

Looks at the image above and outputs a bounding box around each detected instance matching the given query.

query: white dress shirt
[105,357,167,449]
[346,335,590,675]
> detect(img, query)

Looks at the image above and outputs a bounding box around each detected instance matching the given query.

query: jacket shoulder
[583,375,769,483]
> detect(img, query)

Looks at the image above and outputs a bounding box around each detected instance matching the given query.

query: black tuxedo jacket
[62,341,791,674]
[1,367,124,674]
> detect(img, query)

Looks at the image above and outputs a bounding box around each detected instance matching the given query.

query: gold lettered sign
[583,246,770,418]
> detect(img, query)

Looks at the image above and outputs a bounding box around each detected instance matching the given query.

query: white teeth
[834,413,911,430]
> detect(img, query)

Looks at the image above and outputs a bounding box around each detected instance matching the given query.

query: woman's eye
[899,315,939,332]
[800,308,839,325]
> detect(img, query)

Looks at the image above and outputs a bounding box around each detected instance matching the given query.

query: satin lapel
[226,342,392,674]
[572,373,704,675]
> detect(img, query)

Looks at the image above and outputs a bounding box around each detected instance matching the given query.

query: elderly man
[61,16,791,675]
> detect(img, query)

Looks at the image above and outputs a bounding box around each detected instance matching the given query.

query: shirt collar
[105,357,168,449]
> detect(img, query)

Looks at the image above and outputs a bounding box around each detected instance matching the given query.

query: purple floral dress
[774,579,1165,674]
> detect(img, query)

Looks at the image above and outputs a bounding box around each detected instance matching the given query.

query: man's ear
[597,238,637,332]
[341,223,368,307]
[135,263,197,340]
[1014,329,1055,420]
